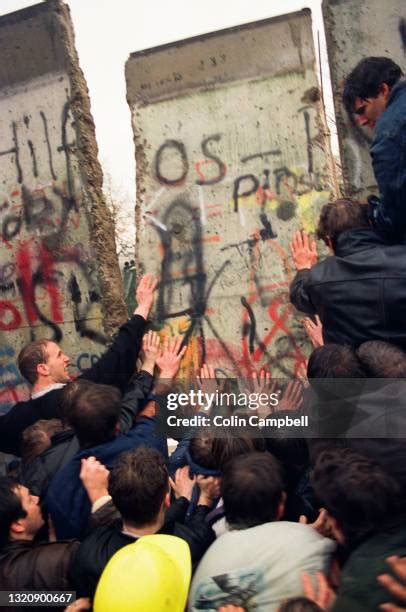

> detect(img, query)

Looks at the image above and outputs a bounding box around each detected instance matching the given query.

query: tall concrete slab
[126,11,335,378]
[323,0,406,197]
[0,1,126,411]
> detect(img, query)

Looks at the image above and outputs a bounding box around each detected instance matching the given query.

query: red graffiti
[194,159,227,184]
[39,244,63,322]
[241,285,307,376]
[0,301,22,331]
[16,241,37,323]
[16,241,63,324]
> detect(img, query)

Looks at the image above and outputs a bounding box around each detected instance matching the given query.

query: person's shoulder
[75,521,129,562]
[375,91,406,137]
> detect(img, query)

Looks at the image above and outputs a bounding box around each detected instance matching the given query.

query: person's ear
[36,363,49,377]
[10,518,25,537]
[163,491,171,509]
[325,237,334,253]
[380,82,391,100]
[276,491,287,520]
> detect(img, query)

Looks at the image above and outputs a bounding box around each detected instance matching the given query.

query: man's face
[353,92,388,130]
[43,341,71,383]
[14,486,45,538]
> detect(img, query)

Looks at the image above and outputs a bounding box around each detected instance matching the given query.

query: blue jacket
[370,78,406,241]
[47,417,167,539]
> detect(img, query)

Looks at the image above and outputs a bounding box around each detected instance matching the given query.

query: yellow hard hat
[93,534,192,612]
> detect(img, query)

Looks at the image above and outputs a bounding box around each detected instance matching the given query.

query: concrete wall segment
[0,1,66,90]
[0,0,125,411]
[126,10,314,107]
[127,10,335,378]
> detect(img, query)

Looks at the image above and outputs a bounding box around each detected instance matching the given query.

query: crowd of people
[0,56,406,611]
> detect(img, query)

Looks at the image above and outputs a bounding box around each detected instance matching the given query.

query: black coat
[70,498,216,598]
[290,228,406,347]
[0,315,147,455]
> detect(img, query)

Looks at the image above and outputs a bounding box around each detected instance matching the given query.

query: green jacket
[333,523,406,612]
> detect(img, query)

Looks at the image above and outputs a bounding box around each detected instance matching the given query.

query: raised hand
[290,230,318,270]
[156,336,187,380]
[241,369,276,417]
[79,456,109,504]
[141,330,161,375]
[196,363,218,406]
[65,598,92,612]
[169,465,195,501]
[378,556,406,611]
[299,508,334,539]
[277,380,304,411]
[303,315,324,348]
[250,369,272,394]
[134,273,158,319]
[196,474,221,506]
[301,571,335,610]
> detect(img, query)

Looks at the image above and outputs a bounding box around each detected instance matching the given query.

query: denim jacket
[370,78,406,242]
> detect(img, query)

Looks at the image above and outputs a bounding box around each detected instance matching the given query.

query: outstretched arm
[289,231,319,315]
[118,331,161,431]
[79,274,158,392]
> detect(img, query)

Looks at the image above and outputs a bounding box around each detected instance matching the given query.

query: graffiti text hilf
[0,90,108,410]
[0,102,76,193]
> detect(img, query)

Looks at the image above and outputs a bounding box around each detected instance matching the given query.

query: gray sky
[1,0,332,204]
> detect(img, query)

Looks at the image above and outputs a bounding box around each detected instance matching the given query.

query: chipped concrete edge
[55,0,128,336]
[125,62,148,280]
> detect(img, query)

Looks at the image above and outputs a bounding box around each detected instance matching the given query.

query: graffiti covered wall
[126,11,335,378]
[323,0,406,198]
[0,1,126,411]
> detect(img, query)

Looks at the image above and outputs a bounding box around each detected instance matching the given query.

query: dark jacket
[19,430,79,498]
[333,521,406,612]
[0,314,147,456]
[19,370,153,498]
[290,228,406,347]
[70,498,216,598]
[0,499,118,611]
[370,78,406,241]
[0,539,79,611]
[47,417,167,540]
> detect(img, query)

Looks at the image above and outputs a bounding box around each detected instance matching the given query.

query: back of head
[65,382,121,448]
[343,57,403,116]
[307,345,365,379]
[279,598,323,612]
[211,434,266,472]
[59,378,93,422]
[188,434,218,474]
[266,437,309,490]
[18,340,49,385]
[357,341,406,378]
[21,419,64,464]
[94,535,191,612]
[222,451,284,528]
[108,447,168,526]
[0,477,26,548]
[316,199,369,250]
[312,448,401,546]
